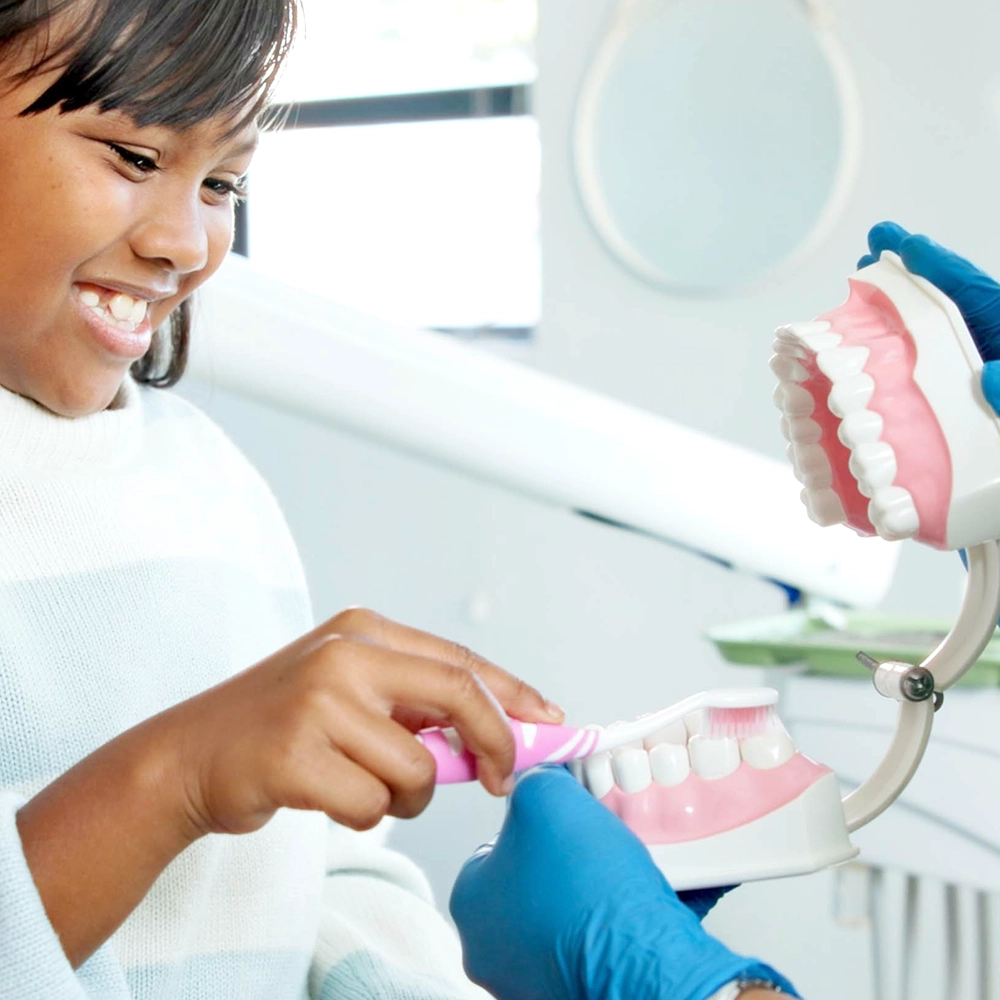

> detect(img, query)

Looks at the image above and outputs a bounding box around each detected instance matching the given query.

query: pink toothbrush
[416,687,779,783]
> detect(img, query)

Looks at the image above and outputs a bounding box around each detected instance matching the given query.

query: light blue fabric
[313,951,461,1000]
[450,767,798,1000]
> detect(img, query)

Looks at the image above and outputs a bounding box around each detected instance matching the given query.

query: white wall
[178,0,1000,995]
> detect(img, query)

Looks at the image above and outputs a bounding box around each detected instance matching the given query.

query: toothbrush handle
[416,721,601,784]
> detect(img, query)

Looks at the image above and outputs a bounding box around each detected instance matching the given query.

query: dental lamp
[191,254,896,610]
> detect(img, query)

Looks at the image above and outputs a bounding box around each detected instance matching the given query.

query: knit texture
[0,378,487,1000]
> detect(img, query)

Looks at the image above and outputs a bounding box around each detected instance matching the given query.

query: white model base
[648,772,858,891]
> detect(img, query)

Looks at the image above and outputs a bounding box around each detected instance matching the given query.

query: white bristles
[704,704,783,741]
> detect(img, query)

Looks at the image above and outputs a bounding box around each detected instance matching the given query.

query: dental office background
[177,2,1000,998]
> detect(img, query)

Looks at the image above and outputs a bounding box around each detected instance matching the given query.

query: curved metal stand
[843,540,1000,832]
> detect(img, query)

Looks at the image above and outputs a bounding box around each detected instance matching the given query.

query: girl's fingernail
[545,700,565,719]
[501,774,515,795]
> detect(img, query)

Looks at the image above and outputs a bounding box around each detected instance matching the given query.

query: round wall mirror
[574,0,860,293]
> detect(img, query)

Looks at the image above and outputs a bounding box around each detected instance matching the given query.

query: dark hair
[0,0,299,388]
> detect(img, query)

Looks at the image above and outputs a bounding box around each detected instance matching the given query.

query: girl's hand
[159,607,563,835]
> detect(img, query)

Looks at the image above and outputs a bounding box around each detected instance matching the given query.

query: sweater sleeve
[0,793,131,1000]
[309,820,491,1000]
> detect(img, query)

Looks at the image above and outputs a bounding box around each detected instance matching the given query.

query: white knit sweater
[0,377,487,1000]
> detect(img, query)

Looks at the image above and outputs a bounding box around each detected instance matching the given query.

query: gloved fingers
[898,235,1000,361]
[982,360,1000,416]
[677,884,738,922]
[867,220,911,259]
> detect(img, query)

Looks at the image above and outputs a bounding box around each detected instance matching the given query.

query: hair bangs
[18,0,297,131]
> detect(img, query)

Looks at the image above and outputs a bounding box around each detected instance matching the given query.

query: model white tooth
[129,298,148,324]
[683,710,704,739]
[688,735,740,779]
[816,345,869,382]
[583,752,615,799]
[769,354,808,382]
[611,747,652,793]
[776,320,836,345]
[108,293,137,322]
[649,743,690,786]
[801,487,846,527]
[827,373,875,418]
[643,720,687,749]
[568,759,584,783]
[786,416,822,445]
[771,336,808,359]
[849,441,897,497]
[838,409,884,448]
[79,289,101,307]
[869,486,919,541]
[788,322,841,353]
[741,731,795,770]
[773,383,815,417]
[791,443,832,490]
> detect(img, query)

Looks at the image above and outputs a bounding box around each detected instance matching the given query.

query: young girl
[0,1,564,997]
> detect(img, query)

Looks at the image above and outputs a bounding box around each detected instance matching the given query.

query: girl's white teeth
[80,289,149,329]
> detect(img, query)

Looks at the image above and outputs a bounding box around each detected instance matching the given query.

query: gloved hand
[449,766,797,1000]
[858,220,1000,415]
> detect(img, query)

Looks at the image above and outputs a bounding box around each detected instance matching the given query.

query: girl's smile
[0,66,257,416]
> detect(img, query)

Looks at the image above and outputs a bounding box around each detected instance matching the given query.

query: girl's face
[0,61,258,417]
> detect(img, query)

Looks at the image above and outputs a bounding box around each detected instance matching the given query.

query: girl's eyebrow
[221,133,259,159]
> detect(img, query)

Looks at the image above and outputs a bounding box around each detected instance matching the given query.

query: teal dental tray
[706,610,1000,687]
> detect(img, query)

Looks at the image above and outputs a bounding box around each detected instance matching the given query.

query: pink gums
[812,281,952,547]
[599,754,830,844]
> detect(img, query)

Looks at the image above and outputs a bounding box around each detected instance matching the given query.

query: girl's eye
[107,142,159,174]
[203,176,248,202]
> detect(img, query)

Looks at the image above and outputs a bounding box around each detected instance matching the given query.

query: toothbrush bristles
[705,705,781,741]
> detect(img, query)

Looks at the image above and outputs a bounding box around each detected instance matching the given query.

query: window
[241,0,540,338]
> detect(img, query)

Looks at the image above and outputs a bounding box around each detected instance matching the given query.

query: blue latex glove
[858,221,1000,415]
[450,766,798,1000]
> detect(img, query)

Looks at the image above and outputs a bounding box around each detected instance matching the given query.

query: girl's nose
[129,188,211,275]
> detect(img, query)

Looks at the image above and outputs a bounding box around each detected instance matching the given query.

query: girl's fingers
[328,608,564,724]
[323,707,437,819]
[337,642,519,796]
[290,748,393,831]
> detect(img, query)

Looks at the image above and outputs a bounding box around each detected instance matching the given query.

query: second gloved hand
[450,766,797,1000]
[858,220,1000,415]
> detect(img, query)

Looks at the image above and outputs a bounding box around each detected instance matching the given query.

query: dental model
[772,250,1000,550]
[761,251,1000,880]
[418,687,857,889]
